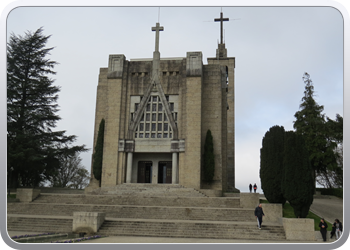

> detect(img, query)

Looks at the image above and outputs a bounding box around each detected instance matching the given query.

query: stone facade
[87,20,239,193]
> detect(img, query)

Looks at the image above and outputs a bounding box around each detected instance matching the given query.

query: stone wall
[201,64,225,190]
[240,193,260,208]
[207,57,236,192]
[181,76,202,189]
[101,77,124,187]
[261,203,283,223]
[16,188,41,202]
[280,218,316,241]
[72,212,106,235]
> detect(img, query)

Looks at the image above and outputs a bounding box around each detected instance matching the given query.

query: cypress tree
[203,129,215,182]
[260,125,286,205]
[92,119,105,180]
[282,131,314,218]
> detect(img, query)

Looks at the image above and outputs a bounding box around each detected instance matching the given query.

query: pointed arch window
[131,94,178,139]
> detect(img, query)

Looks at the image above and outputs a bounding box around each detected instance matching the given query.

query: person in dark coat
[253,183,257,193]
[249,184,252,193]
[254,203,265,229]
[330,219,336,239]
[319,218,328,242]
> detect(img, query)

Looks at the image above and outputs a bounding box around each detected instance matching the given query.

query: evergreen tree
[93,119,105,181]
[203,129,215,182]
[293,72,337,181]
[317,114,343,188]
[260,125,286,205]
[7,27,86,188]
[282,131,314,218]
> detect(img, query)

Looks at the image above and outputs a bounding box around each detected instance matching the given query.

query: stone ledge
[72,212,106,235]
[16,188,41,202]
[280,218,315,241]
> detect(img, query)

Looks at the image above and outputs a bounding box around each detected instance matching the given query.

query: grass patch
[7,194,16,199]
[260,199,333,231]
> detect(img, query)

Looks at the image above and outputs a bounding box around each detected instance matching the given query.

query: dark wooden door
[137,161,152,183]
[158,161,172,184]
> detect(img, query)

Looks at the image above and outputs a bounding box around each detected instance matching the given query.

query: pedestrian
[249,184,252,193]
[334,219,342,240]
[330,219,336,239]
[319,218,328,242]
[254,203,265,229]
[253,183,257,193]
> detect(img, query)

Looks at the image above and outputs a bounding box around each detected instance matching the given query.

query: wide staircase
[7,184,286,241]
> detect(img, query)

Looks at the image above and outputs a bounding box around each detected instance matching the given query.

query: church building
[87,12,238,193]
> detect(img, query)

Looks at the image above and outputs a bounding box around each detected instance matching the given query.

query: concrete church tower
[87,12,239,193]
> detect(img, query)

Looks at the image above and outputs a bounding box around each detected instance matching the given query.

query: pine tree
[293,72,337,181]
[7,27,86,188]
[282,131,314,218]
[203,129,215,182]
[260,125,286,205]
[92,119,105,181]
[317,114,343,188]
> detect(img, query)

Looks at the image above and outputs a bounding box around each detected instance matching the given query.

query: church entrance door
[137,161,152,183]
[158,161,172,184]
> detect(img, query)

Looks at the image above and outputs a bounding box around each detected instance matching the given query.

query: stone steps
[6,185,288,241]
[31,194,241,208]
[7,216,286,241]
[7,217,72,233]
[98,220,286,240]
[7,203,255,221]
[87,184,207,197]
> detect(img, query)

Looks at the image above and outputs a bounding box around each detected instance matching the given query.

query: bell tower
[208,11,238,192]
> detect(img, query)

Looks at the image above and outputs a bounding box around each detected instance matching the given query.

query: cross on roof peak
[214,12,229,44]
[152,22,164,52]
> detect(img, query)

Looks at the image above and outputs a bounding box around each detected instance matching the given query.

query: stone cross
[152,22,164,52]
[214,12,229,44]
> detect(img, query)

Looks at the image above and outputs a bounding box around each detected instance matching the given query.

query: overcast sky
[5,5,344,192]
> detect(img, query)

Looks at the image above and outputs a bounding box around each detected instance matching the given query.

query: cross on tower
[152,23,164,52]
[214,12,229,44]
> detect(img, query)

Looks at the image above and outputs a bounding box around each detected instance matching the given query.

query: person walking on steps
[254,203,265,229]
[334,219,342,240]
[319,218,328,242]
[249,184,252,193]
[330,219,336,239]
[253,183,257,193]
